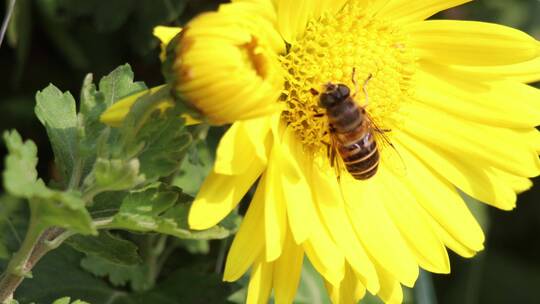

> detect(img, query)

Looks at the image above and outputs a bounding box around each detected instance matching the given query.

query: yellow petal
[378,0,471,24]
[278,126,317,244]
[274,0,348,42]
[325,264,366,304]
[457,56,540,83]
[395,131,518,210]
[175,1,285,124]
[312,0,349,18]
[263,149,287,261]
[310,157,379,293]
[374,263,403,304]
[224,183,266,282]
[491,168,533,194]
[246,255,274,304]
[153,26,182,61]
[401,101,540,178]
[274,0,314,43]
[397,143,485,256]
[367,0,393,16]
[378,165,450,274]
[189,161,265,230]
[431,220,477,258]
[407,20,540,66]
[214,118,271,175]
[153,26,182,45]
[342,174,419,287]
[272,231,304,304]
[99,85,173,127]
[303,219,345,287]
[415,66,540,128]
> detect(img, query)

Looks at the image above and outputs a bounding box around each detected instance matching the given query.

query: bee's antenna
[351,67,359,98]
[362,73,373,106]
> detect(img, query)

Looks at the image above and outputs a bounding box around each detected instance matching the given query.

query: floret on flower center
[279,2,416,154]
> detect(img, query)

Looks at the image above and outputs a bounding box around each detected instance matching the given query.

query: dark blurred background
[0,0,539,303]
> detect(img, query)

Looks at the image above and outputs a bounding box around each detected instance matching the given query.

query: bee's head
[319,83,350,108]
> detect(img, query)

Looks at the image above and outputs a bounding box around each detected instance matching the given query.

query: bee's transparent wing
[370,120,407,177]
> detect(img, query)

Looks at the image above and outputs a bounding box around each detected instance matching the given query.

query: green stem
[0,226,64,302]
[215,238,229,274]
[0,0,16,48]
[67,158,84,190]
[145,234,168,289]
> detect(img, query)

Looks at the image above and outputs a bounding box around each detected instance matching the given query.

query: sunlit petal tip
[378,0,473,24]
[153,26,182,62]
[189,165,264,230]
[153,26,182,45]
[187,198,219,230]
[99,86,174,127]
[223,186,266,282]
[407,20,540,66]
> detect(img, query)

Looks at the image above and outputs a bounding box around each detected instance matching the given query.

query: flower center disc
[279,2,416,154]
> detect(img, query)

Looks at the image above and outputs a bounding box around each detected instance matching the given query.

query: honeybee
[312,69,404,180]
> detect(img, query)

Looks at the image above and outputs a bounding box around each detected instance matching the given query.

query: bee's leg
[329,145,336,169]
[362,73,373,107]
[321,140,338,171]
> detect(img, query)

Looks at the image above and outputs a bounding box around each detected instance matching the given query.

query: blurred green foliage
[0,0,539,304]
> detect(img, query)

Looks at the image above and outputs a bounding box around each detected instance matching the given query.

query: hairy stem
[0,227,65,302]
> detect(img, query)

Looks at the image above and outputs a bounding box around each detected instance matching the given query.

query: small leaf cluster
[1,64,240,302]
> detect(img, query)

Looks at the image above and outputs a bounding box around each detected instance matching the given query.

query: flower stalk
[0,226,65,302]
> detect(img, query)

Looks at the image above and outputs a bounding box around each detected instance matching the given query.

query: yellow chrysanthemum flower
[102,0,540,303]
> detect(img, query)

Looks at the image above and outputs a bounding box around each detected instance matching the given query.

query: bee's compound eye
[336,84,350,98]
[319,93,336,108]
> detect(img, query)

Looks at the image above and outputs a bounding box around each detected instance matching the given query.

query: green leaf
[138,263,238,304]
[80,254,149,291]
[79,64,147,177]
[29,189,96,235]
[174,141,213,196]
[137,114,191,180]
[86,158,145,193]
[35,83,79,183]
[52,297,90,304]
[17,246,237,303]
[0,195,27,260]
[109,186,235,240]
[98,63,146,107]
[16,246,129,303]
[78,73,107,176]
[66,231,141,265]
[89,191,126,219]
[2,130,39,198]
[3,130,95,235]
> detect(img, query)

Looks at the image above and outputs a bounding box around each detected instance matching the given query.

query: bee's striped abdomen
[338,132,380,180]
